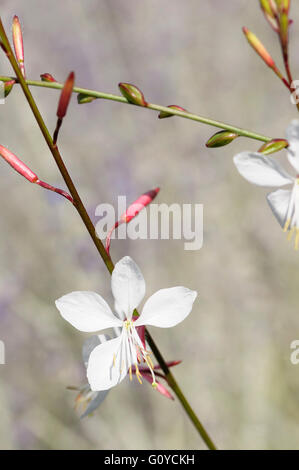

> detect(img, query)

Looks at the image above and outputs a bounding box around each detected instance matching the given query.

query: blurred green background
[1,0,299,450]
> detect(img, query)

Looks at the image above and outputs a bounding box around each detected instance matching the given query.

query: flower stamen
[134,363,143,384]
[284,218,291,232]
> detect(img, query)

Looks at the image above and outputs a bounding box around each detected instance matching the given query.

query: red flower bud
[40,73,56,83]
[57,71,75,119]
[105,188,160,254]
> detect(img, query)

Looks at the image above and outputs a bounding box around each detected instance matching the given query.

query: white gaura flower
[234,120,299,249]
[56,256,197,391]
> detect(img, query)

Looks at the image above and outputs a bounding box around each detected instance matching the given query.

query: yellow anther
[152,382,158,390]
[124,320,133,330]
[146,354,154,370]
[284,218,291,232]
[113,354,116,367]
[134,363,143,385]
[129,366,133,381]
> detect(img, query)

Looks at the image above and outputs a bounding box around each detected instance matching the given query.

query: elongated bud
[118,82,147,106]
[105,187,160,254]
[206,130,239,148]
[258,138,288,155]
[0,144,73,202]
[0,144,38,182]
[12,16,25,78]
[279,11,289,51]
[269,0,279,14]
[260,0,280,31]
[3,79,15,97]
[57,71,74,118]
[121,188,160,223]
[77,93,96,104]
[40,73,56,82]
[275,0,290,13]
[242,27,275,68]
[158,105,187,119]
[260,0,275,16]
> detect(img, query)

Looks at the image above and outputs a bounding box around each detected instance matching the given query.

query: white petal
[135,287,197,328]
[114,301,126,320]
[82,334,110,367]
[286,120,299,173]
[266,189,292,227]
[111,256,145,319]
[56,291,122,333]
[87,332,131,391]
[234,152,292,187]
[80,390,109,419]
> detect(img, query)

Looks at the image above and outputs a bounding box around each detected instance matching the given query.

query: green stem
[0,75,271,143]
[0,19,217,449]
[145,330,217,450]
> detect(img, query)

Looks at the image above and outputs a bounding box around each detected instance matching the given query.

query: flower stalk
[0,75,272,144]
[0,16,217,450]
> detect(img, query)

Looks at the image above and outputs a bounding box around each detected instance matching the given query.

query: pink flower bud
[120,188,160,223]
[0,144,37,182]
[105,188,160,254]
[0,144,73,203]
[12,16,25,78]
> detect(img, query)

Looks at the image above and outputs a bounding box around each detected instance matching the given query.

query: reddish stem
[35,179,74,204]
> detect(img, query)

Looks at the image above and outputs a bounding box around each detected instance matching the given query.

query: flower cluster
[56,256,197,392]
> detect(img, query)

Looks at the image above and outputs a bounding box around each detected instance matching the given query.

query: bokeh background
[0,0,299,450]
